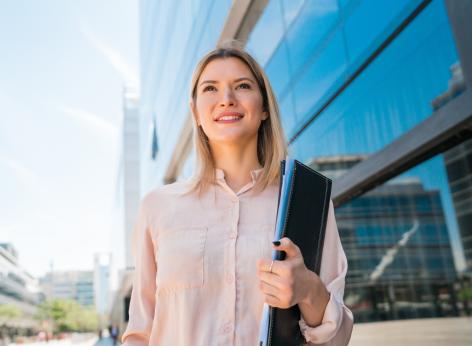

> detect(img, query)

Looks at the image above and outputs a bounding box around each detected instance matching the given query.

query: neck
[210,137,261,192]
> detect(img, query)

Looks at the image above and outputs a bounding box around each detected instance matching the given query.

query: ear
[261,110,269,121]
[190,99,200,125]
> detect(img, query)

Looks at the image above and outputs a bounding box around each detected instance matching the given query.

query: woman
[122,43,353,345]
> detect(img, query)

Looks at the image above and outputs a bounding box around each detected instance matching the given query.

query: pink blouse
[122,168,353,345]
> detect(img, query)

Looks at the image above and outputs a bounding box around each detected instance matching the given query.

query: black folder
[267,159,332,346]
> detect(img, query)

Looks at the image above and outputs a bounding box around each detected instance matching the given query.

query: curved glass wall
[246,0,470,323]
[289,0,461,160]
[246,0,463,140]
[140,0,232,187]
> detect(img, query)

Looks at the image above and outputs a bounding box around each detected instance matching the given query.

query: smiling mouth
[217,115,243,121]
[215,113,244,123]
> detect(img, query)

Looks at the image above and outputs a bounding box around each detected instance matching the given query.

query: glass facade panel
[280,0,305,29]
[264,41,291,100]
[290,0,460,160]
[278,89,297,136]
[342,0,421,64]
[291,30,347,124]
[327,155,459,322]
[246,0,285,67]
[140,0,232,187]
[247,0,461,142]
[443,138,472,270]
[283,0,340,80]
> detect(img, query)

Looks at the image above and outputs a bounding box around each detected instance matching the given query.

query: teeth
[218,115,241,121]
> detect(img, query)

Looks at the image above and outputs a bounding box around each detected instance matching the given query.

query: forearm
[298,271,330,327]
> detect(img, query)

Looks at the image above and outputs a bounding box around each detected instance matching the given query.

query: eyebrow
[199,77,255,87]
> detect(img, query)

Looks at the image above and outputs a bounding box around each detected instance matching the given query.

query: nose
[219,86,236,107]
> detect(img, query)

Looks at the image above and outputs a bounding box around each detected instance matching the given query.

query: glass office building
[138,0,233,189]
[137,0,472,323]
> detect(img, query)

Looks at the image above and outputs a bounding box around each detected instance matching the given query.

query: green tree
[35,299,99,333]
[458,287,472,302]
[0,304,22,319]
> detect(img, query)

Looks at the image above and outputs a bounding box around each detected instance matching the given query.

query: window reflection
[249,0,460,144]
[291,30,347,124]
[343,0,421,64]
[310,155,462,321]
[246,0,285,67]
[444,139,472,271]
[265,41,291,99]
[290,0,460,161]
[283,0,340,79]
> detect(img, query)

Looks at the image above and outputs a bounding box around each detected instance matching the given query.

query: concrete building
[122,86,141,271]
[93,253,111,315]
[0,243,42,328]
[40,270,94,307]
[109,86,141,332]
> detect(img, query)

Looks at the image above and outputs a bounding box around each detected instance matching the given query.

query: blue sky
[0,0,139,277]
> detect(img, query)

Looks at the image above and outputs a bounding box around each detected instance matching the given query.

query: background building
[313,156,458,322]
[109,86,141,332]
[93,253,111,315]
[40,270,94,307]
[0,243,42,329]
[119,0,472,328]
[122,86,141,271]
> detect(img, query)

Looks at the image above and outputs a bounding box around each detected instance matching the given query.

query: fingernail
[272,240,281,246]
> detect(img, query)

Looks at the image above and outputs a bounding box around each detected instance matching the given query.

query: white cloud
[0,154,39,186]
[60,106,119,138]
[80,26,138,85]
[369,219,420,282]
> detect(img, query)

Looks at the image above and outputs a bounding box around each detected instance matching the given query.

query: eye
[237,83,251,90]
[202,85,216,92]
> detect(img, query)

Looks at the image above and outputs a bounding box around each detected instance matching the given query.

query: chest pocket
[156,227,207,295]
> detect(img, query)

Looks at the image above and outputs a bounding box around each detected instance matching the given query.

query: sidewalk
[92,337,120,346]
[8,335,119,346]
[349,317,472,346]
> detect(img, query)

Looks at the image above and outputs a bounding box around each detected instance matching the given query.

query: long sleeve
[299,200,354,345]
[122,198,157,346]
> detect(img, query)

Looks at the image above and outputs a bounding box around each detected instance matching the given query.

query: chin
[210,132,255,145]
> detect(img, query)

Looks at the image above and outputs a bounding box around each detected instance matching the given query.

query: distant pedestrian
[110,326,119,345]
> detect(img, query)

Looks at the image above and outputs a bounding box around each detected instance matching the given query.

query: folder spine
[268,163,297,345]
[277,164,297,261]
[314,180,331,274]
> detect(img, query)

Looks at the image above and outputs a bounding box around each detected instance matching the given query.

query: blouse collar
[215,167,264,184]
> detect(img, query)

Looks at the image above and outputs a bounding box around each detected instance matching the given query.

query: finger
[257,258,287,277]
[259,280,279,297]
[263,293,281,308]
[257,258,272,273]
[272,237,301,258]
[258,271,284,289]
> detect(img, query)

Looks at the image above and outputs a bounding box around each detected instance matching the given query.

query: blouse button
[223,322,233,333]
[219,321,233,334]
[225,273,234,284]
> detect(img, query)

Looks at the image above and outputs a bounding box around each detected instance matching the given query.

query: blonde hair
[188,41,288,195]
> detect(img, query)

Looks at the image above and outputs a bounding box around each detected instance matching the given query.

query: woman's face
[192,57,268,146]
